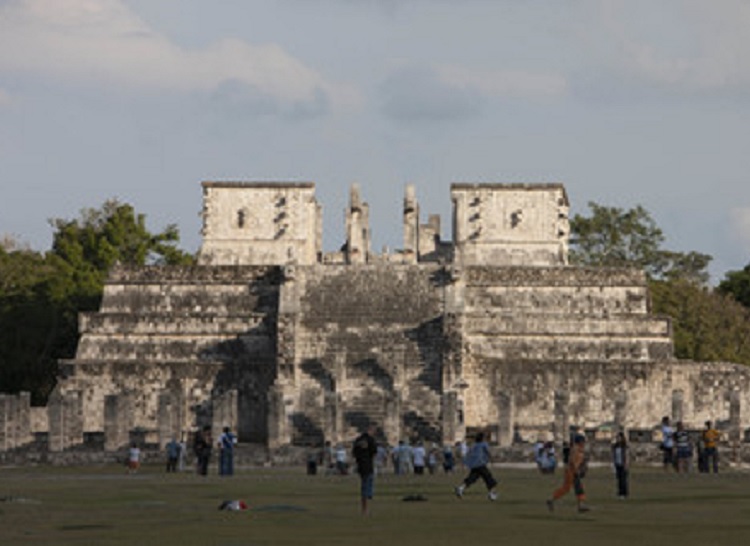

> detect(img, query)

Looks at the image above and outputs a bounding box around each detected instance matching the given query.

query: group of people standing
[660,417,721,474]
[191,425,237,476]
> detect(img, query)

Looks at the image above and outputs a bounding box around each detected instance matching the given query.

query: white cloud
[0,0,357,113]
[594,0,750,93]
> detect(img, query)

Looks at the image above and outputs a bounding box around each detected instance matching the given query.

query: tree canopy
[717,263,750,309]
[0,200,194,403]
[571,201,750,366]
[569,202,712,285]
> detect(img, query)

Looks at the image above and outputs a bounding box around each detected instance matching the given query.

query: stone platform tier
[52,265,282,450]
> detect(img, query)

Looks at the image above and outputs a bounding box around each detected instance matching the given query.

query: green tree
[569,202,712,284]
[650,279,750,364]
[0,247,67,402]
[717,263,750,309]
[0,200,194,403]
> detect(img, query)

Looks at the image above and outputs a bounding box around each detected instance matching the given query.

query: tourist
[323,440,336,474]
[612,431,629,499]
[177,436,187,471]
[165,437,180,472]
[660,416,676,472]
[306,444,321,475]
[335,443,349,475]
[674,421,692,474]
[533,439,545,473]
[375,443,389,475]
[427,443,439,474]
[352,425,378,516]
[458,439,469,469]
[540,441,557,474]
[442,443,455,473]
[396,440,413,475]
[546,434,589,513]
[218,426,237,476]
[702,420,720,473]
[412,441,426,475]
[127,442,141,474]
[194,425,212,476]
[454,432,499,501]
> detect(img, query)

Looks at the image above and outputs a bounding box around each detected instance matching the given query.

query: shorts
[360,473,374,499]
[662,447,674,465]
[677,446,692,459]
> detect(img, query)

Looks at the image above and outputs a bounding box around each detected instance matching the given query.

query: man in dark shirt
[352,425,378,515]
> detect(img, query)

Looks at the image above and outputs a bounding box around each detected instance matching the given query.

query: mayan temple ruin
[2,181,750,463]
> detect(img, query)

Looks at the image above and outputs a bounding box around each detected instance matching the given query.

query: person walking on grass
[547,434,590,513]
[352,425,378,516]
[612,431,629,499]
[454,432,499,501]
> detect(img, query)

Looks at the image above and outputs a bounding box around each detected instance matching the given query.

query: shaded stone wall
[271,264,446,447]
[51,265,280,450]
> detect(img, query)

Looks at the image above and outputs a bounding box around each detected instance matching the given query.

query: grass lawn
[2,463,750,545]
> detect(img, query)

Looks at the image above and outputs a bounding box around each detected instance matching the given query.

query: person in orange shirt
[547,434,590,513]
[702,421,720,474]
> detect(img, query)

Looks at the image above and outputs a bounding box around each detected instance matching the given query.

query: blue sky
[1,0,749,282]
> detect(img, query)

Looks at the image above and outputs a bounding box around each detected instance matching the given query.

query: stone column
[614,390,628,431]
[323,391,339,444]
[212,389,238,442]
[385,391,403,445]
[672,389,684,423]
[0,395,9,451]
[402,184,419,264]
[104,394,131,451]
[267,386,290,449]
[158,392,177,448]
[553,390,569,445]
[729,390,742,462]
[497,391,515,447]
[48,390,83,451]
[441,391,460,445]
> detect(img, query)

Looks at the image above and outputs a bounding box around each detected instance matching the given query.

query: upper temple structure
[2,181,750,463]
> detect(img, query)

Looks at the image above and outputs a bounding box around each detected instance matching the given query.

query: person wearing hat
[547,433,590,513]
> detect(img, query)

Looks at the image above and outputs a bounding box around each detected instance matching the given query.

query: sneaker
[546,499,554,512]
[488,491,498,501]
[454,486,464,499]
[578,504,591,513]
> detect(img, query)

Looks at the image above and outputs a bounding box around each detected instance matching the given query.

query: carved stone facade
[3,181,750,461]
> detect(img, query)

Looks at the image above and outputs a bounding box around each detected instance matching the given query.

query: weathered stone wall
[271,264,446,447]
[198,182,322,266]
[461,359,750,445]
[52,265,280,450]
[452,184,569,266]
